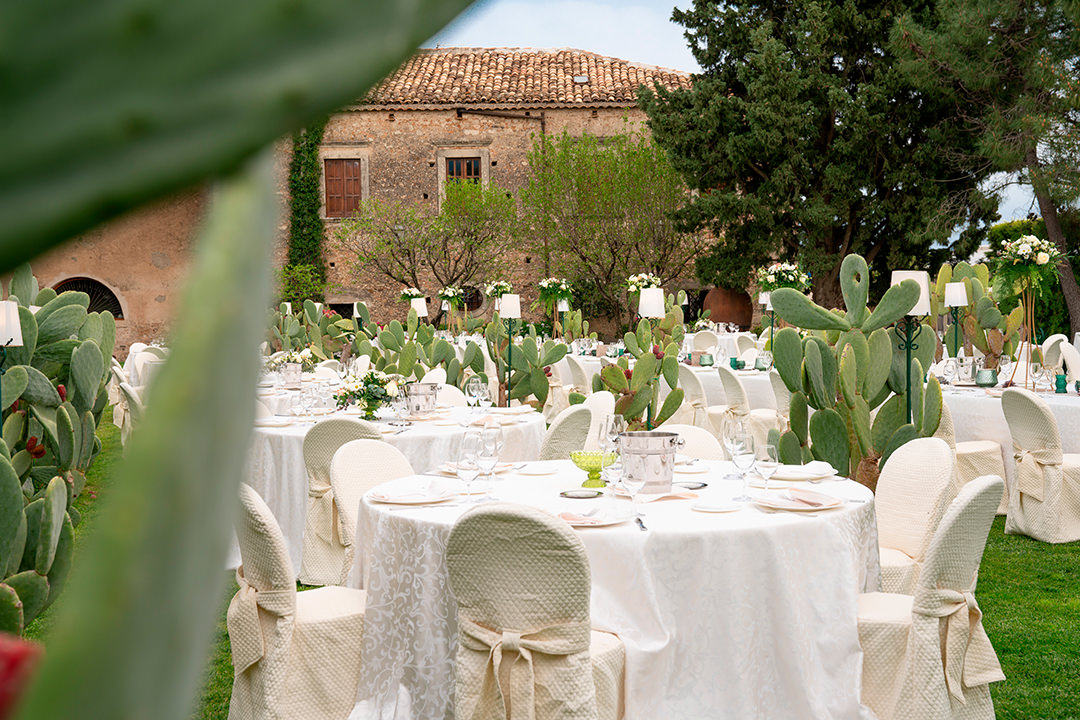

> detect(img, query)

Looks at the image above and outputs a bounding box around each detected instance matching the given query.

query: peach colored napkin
[558,512,604,526]
[490,405,536,415]
[615,488,698,502]
[786,487,843,508]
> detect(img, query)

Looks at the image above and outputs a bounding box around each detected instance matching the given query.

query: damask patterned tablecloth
[233,408,546,571]
[349,461,879,720]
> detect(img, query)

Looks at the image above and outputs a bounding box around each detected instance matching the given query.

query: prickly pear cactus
[483,315,567,406]
[929,261,1020,366]
[770,254,942,484]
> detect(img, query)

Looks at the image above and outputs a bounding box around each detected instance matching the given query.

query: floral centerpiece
[400,287,425,302]
[992,234,1063,389]
[484,280,513,299]
[536,277,572,336]
[334,370,399,420]
[438,286,466,334]
[266,346,316,373]
[626,272,661,295]
[755,261,811,292]
[692,317,714,332]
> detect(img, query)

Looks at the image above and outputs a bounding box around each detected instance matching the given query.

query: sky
[430,0,1034,224]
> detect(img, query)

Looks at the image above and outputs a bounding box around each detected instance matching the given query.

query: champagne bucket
[404,382,439,415]
[282,363,301,390]
[619,431,679,494]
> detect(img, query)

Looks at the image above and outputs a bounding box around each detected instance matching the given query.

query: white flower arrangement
[755,262,810,292]
[437,286,466,309]
[334,370,399,411]
[484,280,513,298]
[266,346,316,372]
[626,273,661,294]
[399,287,425,301]
[693,317,714,332]
[1000,234,1060,267]
[537,277,572,302]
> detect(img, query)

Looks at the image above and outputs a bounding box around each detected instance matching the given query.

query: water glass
[476,383,493,409]
[756,443,779,492]
[458,430,481,501]
[731,434,756,502]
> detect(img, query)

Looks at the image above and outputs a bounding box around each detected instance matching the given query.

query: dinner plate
[368,491,457,505]
[438,462,514,475]
[771,461,836,482]
[747,477,791,489]
[674,464,709,475]
[254,418,292,428]
[517,463,560,476]
[691,501,740,513]
[558,509,636,527]
[367,478,458,505]
[951,380,978,387]
[753,488,843,512]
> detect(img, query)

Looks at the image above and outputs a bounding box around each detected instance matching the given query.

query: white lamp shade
[314,302,323,313]
[638,287,666,318]
[410,297,429,317]
[890,270,931,316]
[500,294,521,319]
[758,291,771,309]
[0,301,23,347]
[352,302,361,318]
[944,282,968,308]
[441,300,450,311]
[557,298,570,312]
[282,302,292,315]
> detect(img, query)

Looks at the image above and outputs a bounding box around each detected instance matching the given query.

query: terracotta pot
[702,287,753,329]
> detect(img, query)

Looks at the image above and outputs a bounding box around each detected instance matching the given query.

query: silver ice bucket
[404,382,440,415]
[619,431,679,494]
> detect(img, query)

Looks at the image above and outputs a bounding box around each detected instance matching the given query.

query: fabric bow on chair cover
[1013,445,1058,503]
[457,619,596,720]
[912,588,1005,705]
[228,568,296,674]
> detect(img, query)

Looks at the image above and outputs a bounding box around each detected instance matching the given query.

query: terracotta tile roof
[355,47,692,109]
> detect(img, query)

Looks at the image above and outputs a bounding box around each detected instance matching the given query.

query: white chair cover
[298,418,383,586]
[707,365,778,450]
[565,355,592,395]
[117,383,144,446]
[313,365,340,382]
[539,406,592,461]
[254,400,272,419]
[424,367,448,385]
[228,484,366,720]
[738,347,759,364]
[318,358,341,373]
[109,363,129,429]
[542,363,572,422]
[1058,342,1080,383]
[670,364,709,429]
[330,439,414,586]
[1002,388,1080,543]
[692,330,718,352]
[768,370,790,428]
[858,476,1005,720]
[1041,333,1069,371]
[446,503,625,720]
[940,403,1009,515]
[661,423,725,460]
[439,383,469,407]
[580,392,616,451]
[735,334,756,356]
[875,438,958,594]
[353,354,371,376]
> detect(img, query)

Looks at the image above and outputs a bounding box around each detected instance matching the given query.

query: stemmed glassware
[597,414,625,487]
[465,376,484,412]
[721,416,747,479]
[457,430,481,501]
[941,358,958,386]
[731,433,756,502]
[477,422,503,498]
[476,383,493,409]
[756,442,779,492]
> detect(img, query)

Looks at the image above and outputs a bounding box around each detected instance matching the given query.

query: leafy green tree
[287,119,328,293]
[520,129,710,324]
[640,0,998,308]
[892,0,1080,334]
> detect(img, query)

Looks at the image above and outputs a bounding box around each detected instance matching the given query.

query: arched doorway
[53,277,124,319]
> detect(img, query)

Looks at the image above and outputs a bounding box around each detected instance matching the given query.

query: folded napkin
[772,460,837,481]
[615,488,698,502]
[470,415,520,427]
[558,511,604,526]
[786,487,843,508]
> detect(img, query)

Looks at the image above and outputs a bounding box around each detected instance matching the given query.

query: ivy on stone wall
[287,118,328,298]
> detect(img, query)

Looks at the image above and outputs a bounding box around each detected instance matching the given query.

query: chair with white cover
[875,437,959,594]
[1002,387,1080,543]
[1042,333,1070,371]
[109,361,128,426]
[446,503,625,720]
[735,333,756,357]
[437,383,468,407]
[318,358,341,373]
[661,423,725,460]
[565,355,592,395]
[423,366,448,385]
[254,400,273,419]
[228,484,366,720]
[769,370,791,428]
[738,347,759,365]
[857,475,1005,720]
[1059,341,1080,383]
[352,354,371,376]
[707,365,778,450]
[692,330,718,352]
[539,405,592,460]
[936,403,1009,515]
[117,383,144,446]
[141,345,168,359]
[299,418,383,586]
[542,363,572,422]
[330,439,414,586]
[313,365,340,382]
[581,391,616,451]
[667,364,710,429]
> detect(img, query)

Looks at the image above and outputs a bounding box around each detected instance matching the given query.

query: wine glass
[756,442,779,492]
[477,423,502,497]
[721,416,747,479]
[457,430,481,501]
[598,415,625,485]
[465,376,483,410]
[731,432,756,502]
[620,457,647,510]
[476,383,493,409]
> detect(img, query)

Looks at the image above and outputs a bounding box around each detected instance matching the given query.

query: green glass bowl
[569,450,617,488]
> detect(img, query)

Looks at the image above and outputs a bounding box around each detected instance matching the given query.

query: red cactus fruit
[26,437,45,459]
[56,384,66,402]
[623,368,633,380]
[0,632,41,719]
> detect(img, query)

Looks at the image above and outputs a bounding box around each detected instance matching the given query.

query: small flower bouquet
[693,317,714,332]
[537,277,572,304]
[438,286,466,309]
[400,287,425,302]
[484,280,513,298]
[335,370,400,419]
[993,234,1062,295]
[626,273,661,295]
[755,262,810,292]
[266,346,316,373]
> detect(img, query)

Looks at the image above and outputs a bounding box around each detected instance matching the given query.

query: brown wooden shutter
[325,159,345,217]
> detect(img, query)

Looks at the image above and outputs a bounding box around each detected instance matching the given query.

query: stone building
[24,47,744,354]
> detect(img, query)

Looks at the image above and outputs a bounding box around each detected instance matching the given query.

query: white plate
[748,477,791,489]
[254,418,292,427]
[558,509,636,527]
[674,464,709,475]
[438,462,514,475]
[368,491,456,505]
[772,461,836,482]
[517,463,559,476]
[691,501,740,513]
[752,489,843,512]
[434,419,459,426]
[368,478,459,505]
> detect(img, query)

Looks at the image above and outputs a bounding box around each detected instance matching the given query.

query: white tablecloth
[564,356,777,411]
[350,461,879,720]
[235,407,546,571]
[943,386,1080,485]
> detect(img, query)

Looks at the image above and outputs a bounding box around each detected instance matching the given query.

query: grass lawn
[25,412,1080,718]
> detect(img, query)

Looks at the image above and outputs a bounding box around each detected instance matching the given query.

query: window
[462,285,483,312]
[53,277,124,319]
[446,156,481,183]
[324,159,363,218]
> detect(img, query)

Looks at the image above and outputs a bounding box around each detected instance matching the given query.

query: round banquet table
[233,406,546,571]
[348,461,879,720]
[942,385,1080,486]
[566,356,777,411]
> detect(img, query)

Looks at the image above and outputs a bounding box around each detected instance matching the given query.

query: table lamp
[638,287,666,319]
[410,297,429,319]
[0,301,23,376]
[890,270,931,424]
[500,294,521,406]
[943,282,967,359]
[759,292,773,349]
